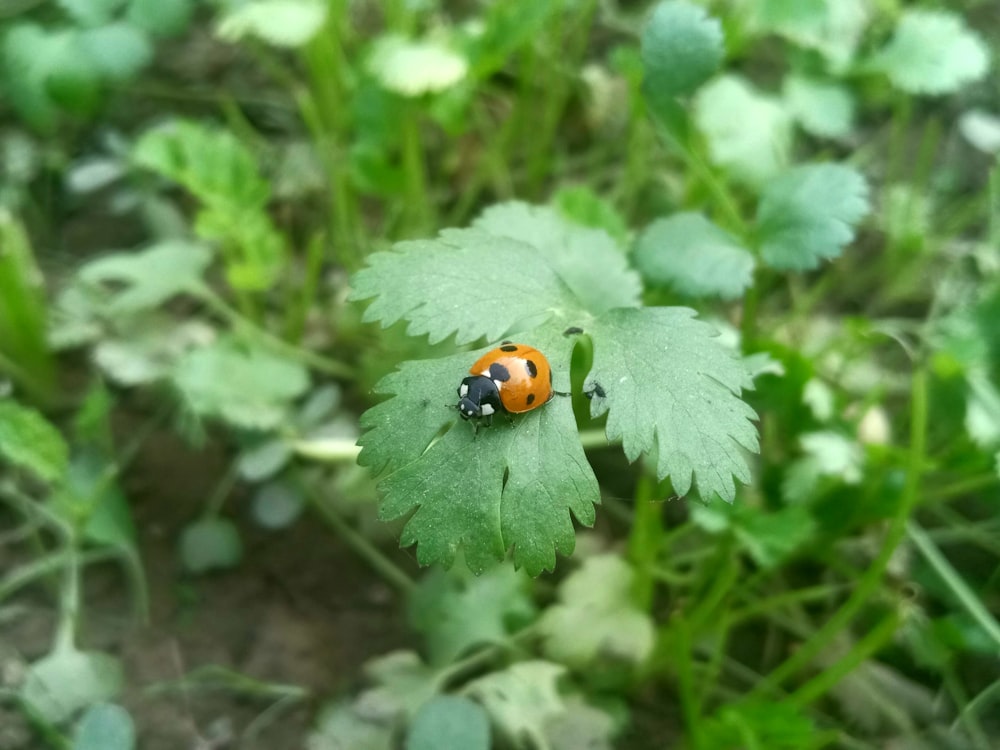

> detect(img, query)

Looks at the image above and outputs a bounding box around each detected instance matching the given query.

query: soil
[1,413,413,750]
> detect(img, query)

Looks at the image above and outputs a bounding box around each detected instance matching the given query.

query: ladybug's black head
[456,375,502,422]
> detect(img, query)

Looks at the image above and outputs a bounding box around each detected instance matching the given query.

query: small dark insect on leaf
[563,326,584,336]
[585,382,606,399]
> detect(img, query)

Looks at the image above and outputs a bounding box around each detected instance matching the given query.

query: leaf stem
[307,489,414,594]
[628,473,662,610]
[906,520,1000,650]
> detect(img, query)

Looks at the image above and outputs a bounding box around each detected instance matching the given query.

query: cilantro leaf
[171,339,310,430]
[585,308,758,501]
[633,212,754,299]
[365,334,599,575]
[79,240,210,313]
[215,0,327,49]
[783,75,855,140]
[350,203,640,344]
[641,0,724,100]
[473,203,641,314]
[409,567,535,666]
[406,696,490,750]
[539,555,654,668]
[349,229,577,345]
[873,10,990,96]
[0,399,69,483]
[369,35,468,97]
[463,661,566,747]
[693,75,793,186]
[756,163,870,271]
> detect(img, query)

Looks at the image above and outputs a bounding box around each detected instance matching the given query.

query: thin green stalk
[198,288,353,378]
[628,473,662,610]
[729,583,851,624]
[54,541,79,652]
[906,520,1000,650]
[308,491,414,594]
[284,231,326,343]
[943,666,992,750]
[205,466,240,518]
[744,366,928,700]
[687,542,738,631]
[671,622,703,749]
[956,679,1000,738]
[400,101,433,235]
[0,549,113,602]
[787,610,900,708]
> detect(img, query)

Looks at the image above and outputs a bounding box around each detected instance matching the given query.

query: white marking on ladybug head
[493,379,503,389]
[459,383,469,397]
[481,403,495,416]
[480,369,491,377]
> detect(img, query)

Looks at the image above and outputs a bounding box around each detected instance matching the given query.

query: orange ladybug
[456,341,554,428]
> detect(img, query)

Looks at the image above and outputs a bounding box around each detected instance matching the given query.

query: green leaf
[57,0,127,27]
[464,661,566,747]
[409,566,536,666]
[553,186,630,248]
[783,75,855,139]
[465,0,561,78]
[360,335,599,575]
[539,555,654,668]
[544,697,617,750]
[641,0,724,100]
[79,240,210,313]
[20,648,123,724]
[126,0,193,37]
[359,651,441,720]
[250,480,305,529]
[238,438,293,481]
[369,35,468,97]
[873,10,990,96]
[965,372,1000,448]
[179,517,243,573]
[702,700,822,750]
[693,75,793,186]
[633,213,754,299]
[216,0,327,48]
[732,505,817,569]
[755,0,869,72]
[77,23,153,82]
[50,455,138,548]
[309,701,393,750]
[73,703,135,750]
[171,339,310,430]
[585,308,758,501]
[0,400,69,483]
[0,210,55,396]
[756,163,870,271]
[473,203,642,314]
[406,696,490,750]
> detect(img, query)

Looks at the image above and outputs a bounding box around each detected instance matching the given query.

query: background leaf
[585,308,758,501]
[693,75,792,186]
[756,163,870,271]
[72,703,136,750]
[463,661,566,746]
[874,10,990,96]
[405,696,490,750]
[783,75,855,140]
[0,400,69,483]
[179,517,244,573]
[633,212,754,299]
[20,648,123,724]
[216,0,327,48]
[641,0,724,100]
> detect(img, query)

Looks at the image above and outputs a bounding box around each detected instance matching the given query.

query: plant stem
[787,610,900,708]
[907,520,1000,649]
[307,490,414,594]
[628,473,662,610]
[743,366,927,700]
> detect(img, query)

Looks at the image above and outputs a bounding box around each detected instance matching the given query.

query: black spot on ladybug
[526,393,536,405]
[563,326,584,336]
[525,359,538,378]
[548,369,552,384]
[585,382,606,399]
[489,362,511,382]
[499,344,519,352]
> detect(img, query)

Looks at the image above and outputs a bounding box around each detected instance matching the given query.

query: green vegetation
[1,1,998,748]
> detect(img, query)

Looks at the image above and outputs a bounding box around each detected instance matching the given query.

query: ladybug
[456,341,554,428]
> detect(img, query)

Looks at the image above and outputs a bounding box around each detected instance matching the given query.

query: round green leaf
[251,480,305,529]
[179,517,243,573]
[73,703,135,750]
[783,75,855,140]
[406,695,490,750]
[78,23,153,82]
[127,0,193,37]
[20,648,124,724]
[634,213,754,299]
[641,0,724,100]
